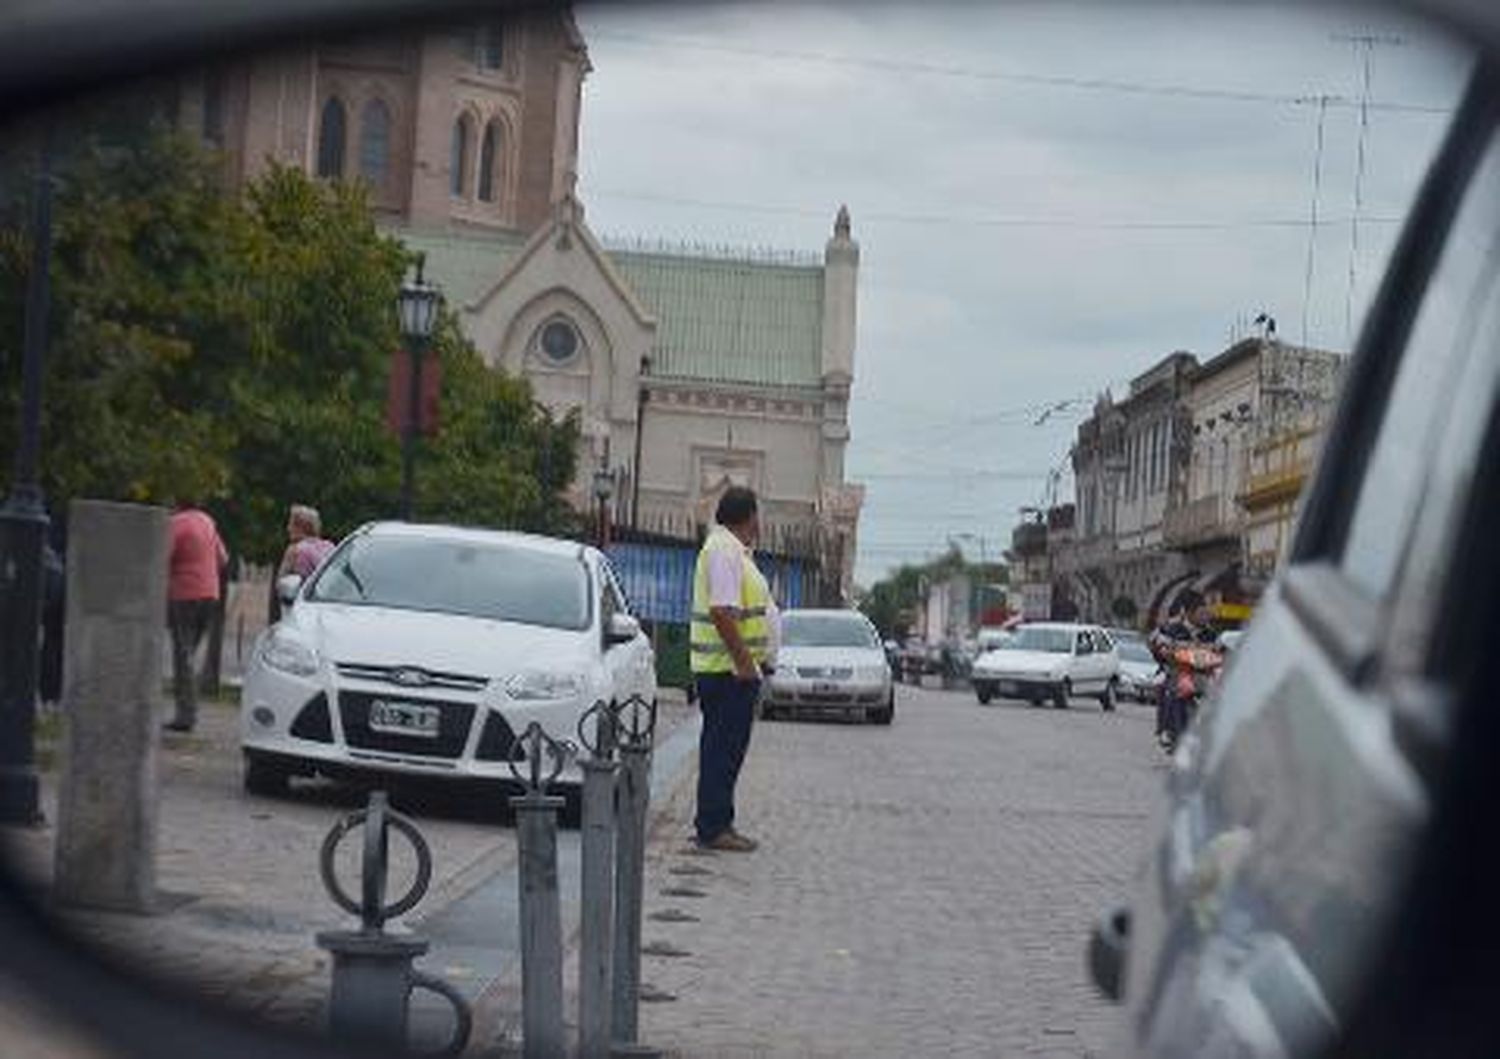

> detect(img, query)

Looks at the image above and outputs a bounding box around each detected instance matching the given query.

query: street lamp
[397,257,442,521]
[0,129,54,826]
[592,463,616,550]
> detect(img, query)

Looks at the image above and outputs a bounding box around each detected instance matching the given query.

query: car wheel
[243,753,290,798]
[975,683,994,705]
[872,696,895,725]
[1099,680,1118,712]
[1053,679,1071,709]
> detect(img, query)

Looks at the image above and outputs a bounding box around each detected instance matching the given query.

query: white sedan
[239,522,657,797]
[970,622,1120,710]
[762,609,894,724]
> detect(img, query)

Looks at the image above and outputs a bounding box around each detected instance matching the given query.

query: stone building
[176,8,864,595]
[1053,337,1342,627]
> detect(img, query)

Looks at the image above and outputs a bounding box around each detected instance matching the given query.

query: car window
[780,614,880,648]
[1010,627,1073,654]
[1338,133,1500,601]
[308,534,591,630]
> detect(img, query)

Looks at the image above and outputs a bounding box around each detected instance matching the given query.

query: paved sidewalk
[631,685,1163,1058]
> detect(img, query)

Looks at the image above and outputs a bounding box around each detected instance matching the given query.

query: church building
[177,7,863,598]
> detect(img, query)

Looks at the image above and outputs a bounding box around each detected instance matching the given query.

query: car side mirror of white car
[275,574,304,607]
[606,612,642,646]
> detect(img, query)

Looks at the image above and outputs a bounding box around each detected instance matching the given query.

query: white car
[970,622,1120,710]
[1107,629,1165,704]
[239,522,657,797]
[763,609,894,724]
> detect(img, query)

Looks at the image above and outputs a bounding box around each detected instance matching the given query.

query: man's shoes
[163,720,193,734]
[697,829,758,853]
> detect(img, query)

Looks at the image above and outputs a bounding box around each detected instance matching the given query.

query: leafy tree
[1,120,580,563]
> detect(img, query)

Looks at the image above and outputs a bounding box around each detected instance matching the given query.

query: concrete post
[514,792,566,1059]
[610,741,651,1046]
[53,500,168,912]
[578,751,619,1059]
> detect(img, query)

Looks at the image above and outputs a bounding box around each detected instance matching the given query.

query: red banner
[386,349,442,437]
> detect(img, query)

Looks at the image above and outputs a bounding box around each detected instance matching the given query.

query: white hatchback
[238,522,657,797]
[970,622,1120,710]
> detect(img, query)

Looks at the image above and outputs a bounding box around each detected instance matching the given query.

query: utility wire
[1301,95,1330,348]
[588,28,1451,115]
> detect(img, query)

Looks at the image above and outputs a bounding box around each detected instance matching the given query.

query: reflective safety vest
[690,527,773,674]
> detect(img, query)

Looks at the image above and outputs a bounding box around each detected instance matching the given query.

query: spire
[834,204,851,240]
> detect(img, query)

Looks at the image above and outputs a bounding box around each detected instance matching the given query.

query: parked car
[1090,59,1500,1059]
[238,522,657,797]
[970,622,1120,709]
[762,609,894,724]
[1108,629,1164,703]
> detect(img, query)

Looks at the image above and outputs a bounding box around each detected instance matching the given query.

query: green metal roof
[389,225,827,388]
[389,226,529,309]
[608,247,825,388]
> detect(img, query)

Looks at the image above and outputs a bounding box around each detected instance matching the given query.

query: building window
[202,73,224,146]
[478,121,499,202]
[456,20,505,71]
[316,97,347,179]
[538,318,581,364]
[358,99,391,189]
[450,115,472,197]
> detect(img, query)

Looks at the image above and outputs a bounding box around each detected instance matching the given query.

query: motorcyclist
[1149,592,1221,753]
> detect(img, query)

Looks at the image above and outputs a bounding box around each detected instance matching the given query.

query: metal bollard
[610,695,657,1048]
[315,790,472,1057]
[509,722,573,1059]
[576,702,620,1059]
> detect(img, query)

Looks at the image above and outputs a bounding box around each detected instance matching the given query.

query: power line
[589,28,1451,115]
[593,188,1406,233]
[1301,94,1331,348]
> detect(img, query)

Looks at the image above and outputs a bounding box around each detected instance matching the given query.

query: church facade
[179,8,864,597]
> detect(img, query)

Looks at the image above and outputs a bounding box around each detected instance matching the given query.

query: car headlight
[505,669,588,701]
[260,628,320,677]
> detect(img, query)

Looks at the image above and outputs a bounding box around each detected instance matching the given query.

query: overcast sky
[573,1,1472,586]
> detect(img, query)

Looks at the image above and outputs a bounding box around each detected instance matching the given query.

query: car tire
[872,696,895,725]
[243,753,291,798]
[976,684,994,705]
[1053,679,1071,709]
[1099,680,1117,712]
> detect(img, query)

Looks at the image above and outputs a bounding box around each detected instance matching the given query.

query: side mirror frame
[275,574,304,607]
[606,611,642,647]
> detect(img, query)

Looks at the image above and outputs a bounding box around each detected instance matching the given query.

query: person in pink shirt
[277,504,336,581]
[166,500,228,733]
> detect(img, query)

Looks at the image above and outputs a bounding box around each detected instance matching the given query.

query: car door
[1117,69,1500,1059]
[1091,626,1119,687]
[1072,629,1097,692]
[600,559,655,707]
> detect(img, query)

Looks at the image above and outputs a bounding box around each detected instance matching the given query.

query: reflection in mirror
[0,2,1476,1057]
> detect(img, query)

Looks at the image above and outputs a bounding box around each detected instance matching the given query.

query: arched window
[358,99,391,188]
[316,97,346,179]
[478,121,499,203]
[450,115,472,197]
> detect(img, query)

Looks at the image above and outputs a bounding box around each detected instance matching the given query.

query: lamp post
[629,355,651,531]
[0,129,54,826]
[592,463,615,550]
[397,258,441,522]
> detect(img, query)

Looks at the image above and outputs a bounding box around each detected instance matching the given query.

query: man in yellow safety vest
[689,486,777,852]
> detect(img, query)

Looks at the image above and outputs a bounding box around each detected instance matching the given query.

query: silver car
[762,609,894,724]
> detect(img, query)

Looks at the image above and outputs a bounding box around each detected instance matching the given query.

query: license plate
[369,699,441,738]
[812,681,841,694]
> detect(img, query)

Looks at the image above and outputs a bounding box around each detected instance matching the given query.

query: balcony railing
[1163,494,1240,548]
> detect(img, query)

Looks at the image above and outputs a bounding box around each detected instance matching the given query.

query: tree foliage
[858,548,1011,640]
[0,122,580,562]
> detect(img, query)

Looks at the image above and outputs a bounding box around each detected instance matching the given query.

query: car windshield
[781,614,879,648]
[1009,627,1075,654]
[307,534,590,630]
[1117,640,1154,663]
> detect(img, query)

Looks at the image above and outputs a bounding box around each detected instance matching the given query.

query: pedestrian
[278,504,336,581]
[166,497,228,733]
[690,486,777,852]
[1148,591,1218,752]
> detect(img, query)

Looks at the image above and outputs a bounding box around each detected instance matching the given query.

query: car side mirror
[606,612,642,646]
[275,574,303,607]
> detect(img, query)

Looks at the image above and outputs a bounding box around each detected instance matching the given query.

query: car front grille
[335,662,489,693]
[337,692,476,759]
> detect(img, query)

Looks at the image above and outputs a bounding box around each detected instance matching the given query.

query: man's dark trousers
[694,673,759,844]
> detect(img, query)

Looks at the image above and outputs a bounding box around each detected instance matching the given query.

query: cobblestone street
[634,682,1164,1058]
